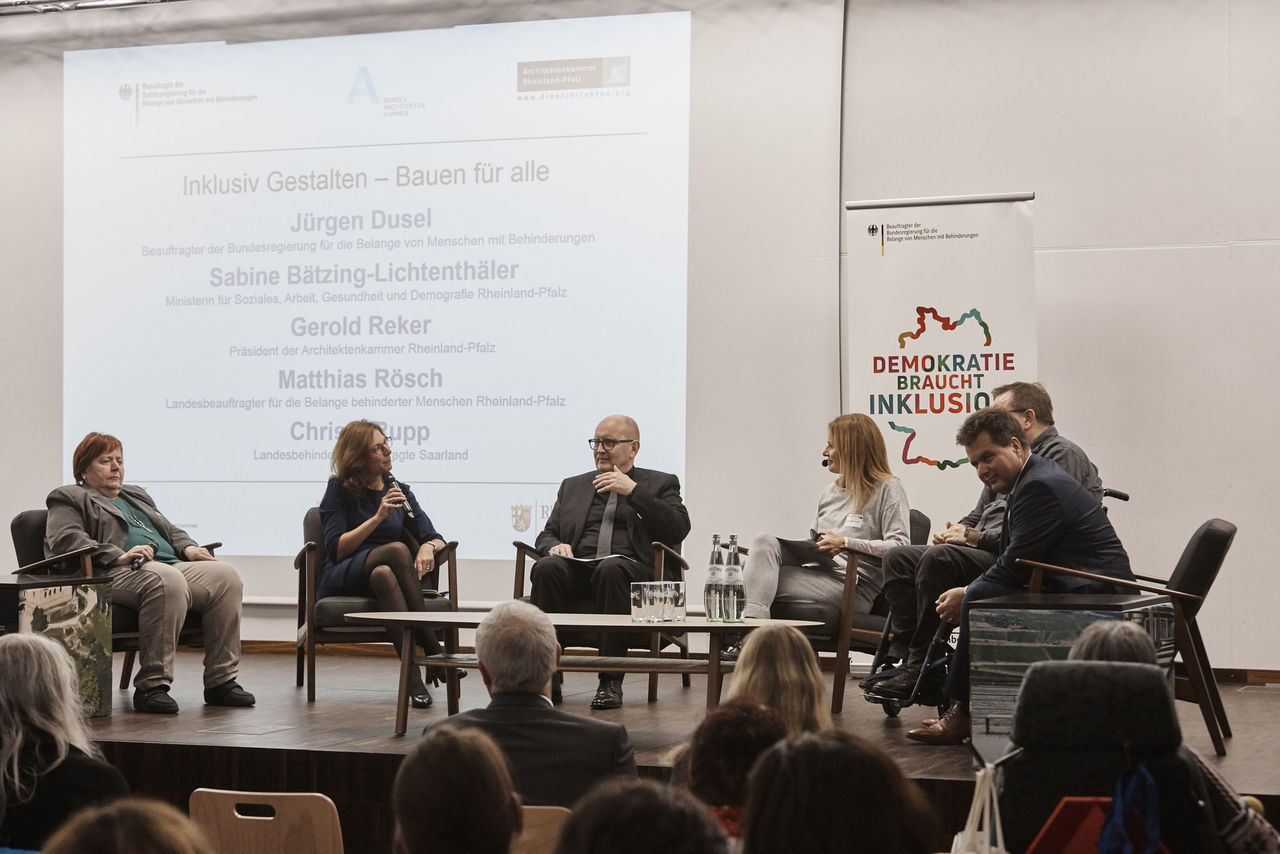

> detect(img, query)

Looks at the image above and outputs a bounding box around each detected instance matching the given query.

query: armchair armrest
[652,542,688,581]
[16,545,96,577]
[1014,558,1201,605]
[513,540,541,598]
[435,540,461,611]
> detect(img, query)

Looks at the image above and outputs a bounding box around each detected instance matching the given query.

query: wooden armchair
[295,506,460,702]
[11,508,210,689]
[1015,517,1237,755]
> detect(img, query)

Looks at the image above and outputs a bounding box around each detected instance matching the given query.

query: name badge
[844,513,863,529]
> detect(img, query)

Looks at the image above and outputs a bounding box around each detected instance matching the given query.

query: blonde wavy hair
[727,624,831,736]
[828,413,895,512]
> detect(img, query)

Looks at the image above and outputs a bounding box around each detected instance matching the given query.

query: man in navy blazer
[529,414,690,709]
[907,407,1134,745]
[428,601,637,807]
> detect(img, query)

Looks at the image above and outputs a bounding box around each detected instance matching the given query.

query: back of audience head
[726,624,831,735]
[741,731,936,854]
[0,634,99,798]
[1068,619,1158,664]
[474,599,559,694]
[687,698,786,809]
[42,798,215,854]
[554,779,727,854]
[394,725,521,854]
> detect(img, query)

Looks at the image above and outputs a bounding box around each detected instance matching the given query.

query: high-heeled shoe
[426,666,466,686]
[409,675,433,709]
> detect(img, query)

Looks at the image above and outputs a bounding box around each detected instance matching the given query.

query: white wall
[843,0,1279,668]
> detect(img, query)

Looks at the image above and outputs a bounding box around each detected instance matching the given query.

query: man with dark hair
[872,382,1102,701]
[426,600,637,807]
[529,414,690,710]
[906,407,1134,745]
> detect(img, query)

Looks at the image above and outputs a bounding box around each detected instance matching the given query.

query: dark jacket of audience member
[741,731,936,854]
[554,780,728,854]
[0,634,129,851]
[393,726,521,854]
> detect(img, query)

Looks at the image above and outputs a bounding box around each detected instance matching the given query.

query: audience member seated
[42,798,215,854]
[320,419,453,708]
[1068,621,1280,854]
[682,698,787,842]
[740,731,936,854]
[529,414,690,710]
[426,600,637,808]
[736,414,910,647]
[726,625,831,735]
[553,780,727,854]
[0,634,129,852]
[45,431,254,714]
[393,726,522,854]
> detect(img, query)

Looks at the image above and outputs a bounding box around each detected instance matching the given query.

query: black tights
[362,542,443,669]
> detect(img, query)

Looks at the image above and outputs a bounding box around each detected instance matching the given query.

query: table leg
[395,626,412,736]
[706,632,724,709]
[447,627,460,715]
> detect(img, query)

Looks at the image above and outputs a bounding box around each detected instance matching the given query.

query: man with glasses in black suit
[529,414,690,710]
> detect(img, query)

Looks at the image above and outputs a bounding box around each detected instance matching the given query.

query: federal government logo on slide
[511,505,532,533]
[119,83,133,101]
[867,224,879,237]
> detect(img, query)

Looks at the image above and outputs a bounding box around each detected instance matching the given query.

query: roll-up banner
[842,193,1036,527]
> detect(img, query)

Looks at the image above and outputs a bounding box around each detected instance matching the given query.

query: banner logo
[867,224,879,237]
[511,504,532,532]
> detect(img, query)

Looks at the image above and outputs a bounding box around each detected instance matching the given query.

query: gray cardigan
[45,483,198,569]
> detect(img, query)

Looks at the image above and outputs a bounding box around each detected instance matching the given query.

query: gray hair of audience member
[741,731,936,854]
[1068,620,1158,665]
[474,600,559,693]
[0,634,101,814]
[394,726,521,854]
[726,624,831,735]
[554,779,728,854]
[43,798,216,854]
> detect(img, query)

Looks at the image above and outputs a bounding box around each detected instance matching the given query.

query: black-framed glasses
[371,442,392,455]
[588,438,636,451]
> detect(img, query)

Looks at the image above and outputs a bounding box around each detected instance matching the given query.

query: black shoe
[408,672,434,709]
[551,671,563,705]
[204,679,256,707]
[134,686,179,714]
[858,663,905,691]
[591,678,623,710]
[720,643,744,662]
[869,669,944,705]
[425,666,466,687]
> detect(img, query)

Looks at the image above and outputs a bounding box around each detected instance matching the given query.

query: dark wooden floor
[91,649,1280,854]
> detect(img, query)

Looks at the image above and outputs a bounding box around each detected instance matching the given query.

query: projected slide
[63,13,689,556]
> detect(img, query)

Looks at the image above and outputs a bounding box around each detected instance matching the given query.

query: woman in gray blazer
[45,432,254,714]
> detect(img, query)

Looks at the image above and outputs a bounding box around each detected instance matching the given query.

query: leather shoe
[134,686,179,714]
[590,678,623,710]
[410,687,433,709]
[858,663,904,691]
[906,703,969,745]
[551,671,563,705]
[204,680,256,707]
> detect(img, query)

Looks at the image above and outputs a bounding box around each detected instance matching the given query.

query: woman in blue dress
[319,419,449,708]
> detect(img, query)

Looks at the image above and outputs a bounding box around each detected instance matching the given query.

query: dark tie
[595,492,618,558]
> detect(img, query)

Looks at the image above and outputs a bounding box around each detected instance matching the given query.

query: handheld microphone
[130,540,158,570]
[821,458,830,468]
[383,472,415,519]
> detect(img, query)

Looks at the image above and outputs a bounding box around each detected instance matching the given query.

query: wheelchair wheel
[880,698,901,717]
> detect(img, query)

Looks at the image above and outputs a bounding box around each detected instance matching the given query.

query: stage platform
[91,649,1280,854]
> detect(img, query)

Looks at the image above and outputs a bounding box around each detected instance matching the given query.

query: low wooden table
[345,611,819,735]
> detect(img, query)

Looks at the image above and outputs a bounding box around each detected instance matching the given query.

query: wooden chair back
[512,804,572,854]
[189,788,344,854]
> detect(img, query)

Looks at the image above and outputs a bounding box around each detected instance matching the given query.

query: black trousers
[881,543,996,666]
[529,554,654,681]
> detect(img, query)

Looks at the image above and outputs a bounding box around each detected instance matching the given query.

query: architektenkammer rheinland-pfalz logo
[515,56,632,101]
